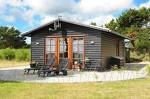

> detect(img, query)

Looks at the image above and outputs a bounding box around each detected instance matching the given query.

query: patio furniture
[24,61,42,74]
[38,58,68,77]
[38,55,55,77]
[55,58,68,75]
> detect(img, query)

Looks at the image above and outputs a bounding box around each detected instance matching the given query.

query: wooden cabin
[22,18,127,70]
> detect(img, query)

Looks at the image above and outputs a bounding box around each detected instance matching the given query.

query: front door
[45,36,85,69]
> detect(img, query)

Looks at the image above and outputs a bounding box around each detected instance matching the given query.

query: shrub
[15,49,31,61]
[146,65,150,75]
[130,51,150,62]
[1,48,15,60]
[0,50,3,59]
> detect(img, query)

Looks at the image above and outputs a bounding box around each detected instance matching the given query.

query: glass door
[72,37,84,69]
[59,37,68,60]
[45,38,56,65]
[45,36,84,69]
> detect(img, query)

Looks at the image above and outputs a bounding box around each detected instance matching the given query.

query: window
[45,38,55,64]
[59,38,68,59]
[73,37,84,65]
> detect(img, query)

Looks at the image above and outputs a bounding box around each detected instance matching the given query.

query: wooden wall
[101,32,125,67]
[30,21,125,70]
[62,22,101,68]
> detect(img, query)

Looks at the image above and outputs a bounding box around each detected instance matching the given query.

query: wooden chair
[38,55,55,77]
[38,58,68,77]
[24,61,41,74]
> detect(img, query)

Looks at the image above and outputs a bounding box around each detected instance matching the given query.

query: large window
[59,38,68,59]
[73,37,84,65]
[45,36,85,68]
[45,38,55,65]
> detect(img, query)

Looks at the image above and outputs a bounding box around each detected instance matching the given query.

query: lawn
[0,60,29,68]
[0,78,150,99]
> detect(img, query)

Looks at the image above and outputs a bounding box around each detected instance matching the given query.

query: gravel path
[0,64,149,83]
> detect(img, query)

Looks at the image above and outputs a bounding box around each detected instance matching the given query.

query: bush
[15,49,31,61]
[146,65,150,75]
[130,51,150,62]
[0,50,3,59]
[1,48,15,60]
[0,48,31,61]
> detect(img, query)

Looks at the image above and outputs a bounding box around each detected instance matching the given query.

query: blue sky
[0,0,149,34]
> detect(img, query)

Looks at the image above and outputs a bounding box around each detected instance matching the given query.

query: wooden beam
[68,37,73,69]
[55,38,59,65]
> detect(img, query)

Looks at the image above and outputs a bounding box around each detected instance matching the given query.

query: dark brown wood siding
[31,23,102,68]
[101,32,125,66]
[31,27,50,65]
[62,22,101,68]
[30,21,125,69]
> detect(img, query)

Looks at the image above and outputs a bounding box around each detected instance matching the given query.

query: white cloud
[4,16,16,22]
[21,0,133,25]
[23,0,76,15]
[0,0,4,8]
[84,15,115,26]
[78,0,133,14]
[40,16,56,25]
[0,15,15,22]
[140,0,150,8]
[7,0,23,7]
[0,0,134,26]
[0,0,7,13]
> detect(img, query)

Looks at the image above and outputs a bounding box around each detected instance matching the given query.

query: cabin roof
[22,18,128,39]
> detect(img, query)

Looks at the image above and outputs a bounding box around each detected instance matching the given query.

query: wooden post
[68,37,73,69]
[55,38,59,65]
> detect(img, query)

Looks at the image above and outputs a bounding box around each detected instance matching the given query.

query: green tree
[105,7,150,53]
[0,26,26,49]
[134,28,150,53]
[90,22,97,26]
[105,19,118,31]
[106,7,150,33]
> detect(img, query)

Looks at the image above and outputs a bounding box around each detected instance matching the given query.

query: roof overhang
[21,18,129,39]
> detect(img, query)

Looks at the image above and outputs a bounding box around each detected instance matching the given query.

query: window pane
[46,38,50,46]
[73,45,78,51]
[73,40,78,45]
[78,39,84,44]
[79,45,83,52]
[60,45,63,52]
[51,46,55,52]
[51,38,55,45]
[46,46,50,52]
[59,38,63,45]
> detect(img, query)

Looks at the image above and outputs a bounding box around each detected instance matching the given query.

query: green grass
[0,78,150,99]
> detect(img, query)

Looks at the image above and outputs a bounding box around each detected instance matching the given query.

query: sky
[0,0,150,41]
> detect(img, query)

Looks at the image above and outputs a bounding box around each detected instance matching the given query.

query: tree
[90,22,97,26]
[134,28,150,53]
[105,19,118,31]
[106,7,150,33]
[105,7,150,53]
[0,26,26,49]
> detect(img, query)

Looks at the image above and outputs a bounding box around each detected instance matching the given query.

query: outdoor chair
[24,61,42,74]
[38,55,55,77]
[54,58,68,75]
[38,58,68,77]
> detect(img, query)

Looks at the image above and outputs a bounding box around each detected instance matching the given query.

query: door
[45,36,85,69]
[72,37,84,69]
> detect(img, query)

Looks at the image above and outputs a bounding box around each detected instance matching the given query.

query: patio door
[45,36,85,69]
